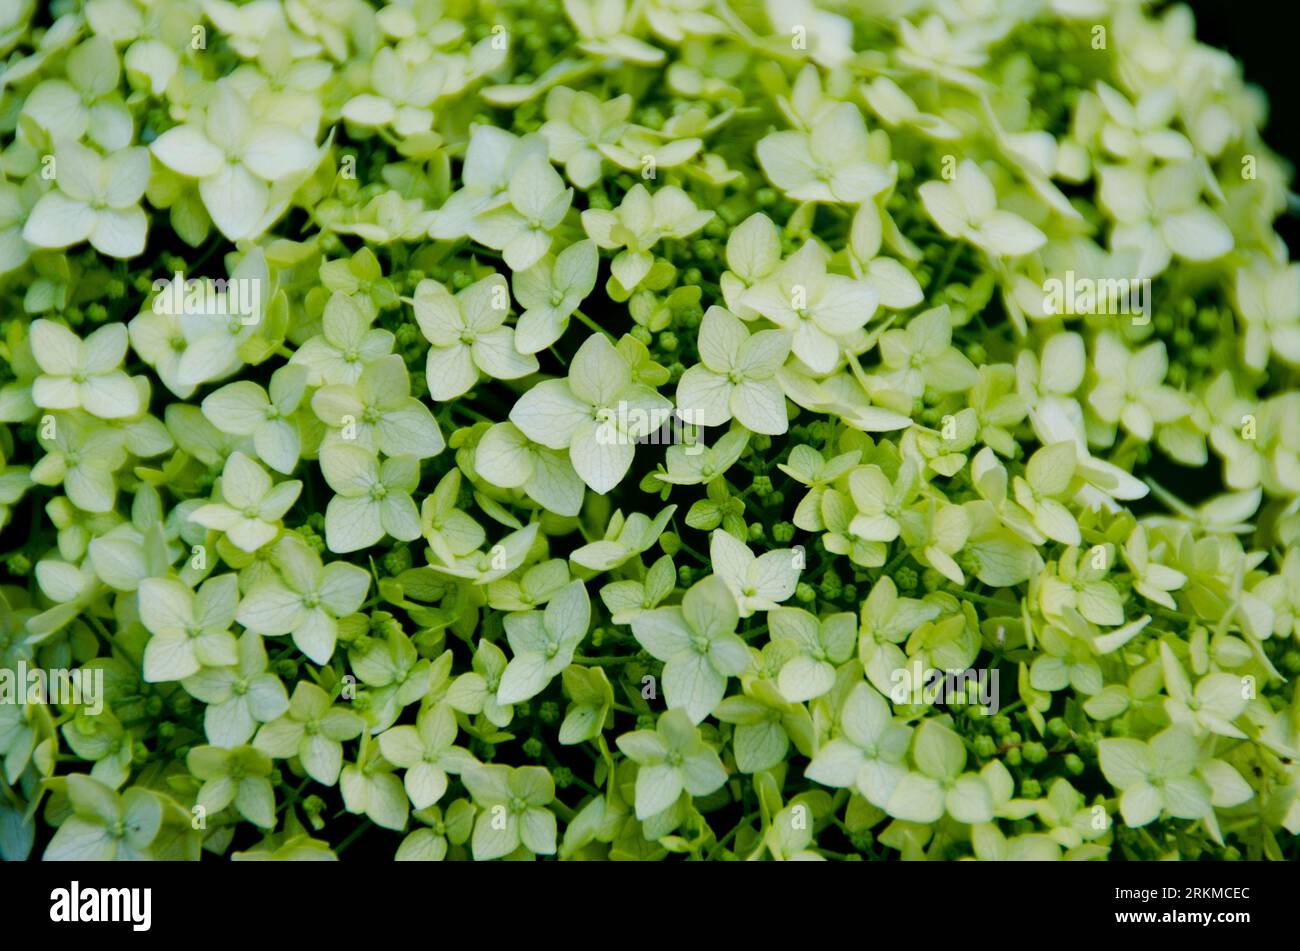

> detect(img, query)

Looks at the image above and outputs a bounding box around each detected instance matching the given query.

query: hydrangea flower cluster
[0,0,1297,862]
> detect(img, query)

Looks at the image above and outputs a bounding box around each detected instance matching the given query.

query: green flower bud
[303,795,326,831]
[383,546,413,576]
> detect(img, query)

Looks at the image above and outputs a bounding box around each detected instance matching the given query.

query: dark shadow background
[1189,0,1299,252]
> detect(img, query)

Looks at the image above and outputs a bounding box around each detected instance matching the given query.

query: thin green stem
[573,309,615,341]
